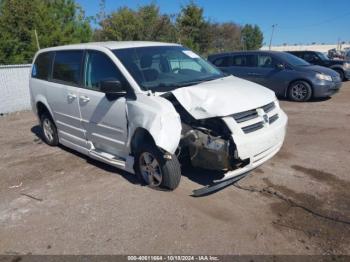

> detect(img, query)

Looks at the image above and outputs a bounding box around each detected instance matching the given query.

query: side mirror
[100,80,127,96]
[276,63,285,70]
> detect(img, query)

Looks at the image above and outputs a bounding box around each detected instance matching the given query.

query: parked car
[328,48,345,60]
[346,50,350,62]
[288,50,350,81]
[29,42,287,191]
[208,51,342,102]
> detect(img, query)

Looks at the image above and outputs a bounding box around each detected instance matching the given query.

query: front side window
[32,52,53,80]
[52,51,83,85]
[84,51,125,91]
[257,55,277,68]
[303,53,320,63]
[113,46,223,92]
[290,52,304,59]
[278,52,310,67]
[316,52,329,61]
[213,56,232,67]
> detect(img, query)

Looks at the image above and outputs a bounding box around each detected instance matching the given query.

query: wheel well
[331,67,343,73]
[130,128,156,156]
[36,102,51,119]
[332,68,344,76]
[286,79,313,97]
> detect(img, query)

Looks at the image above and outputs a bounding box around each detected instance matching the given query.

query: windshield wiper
[177,81,203,87]
[151,81,202,89]
[178,76,222,87]
[142,82,182,92]
[143,76,223,91]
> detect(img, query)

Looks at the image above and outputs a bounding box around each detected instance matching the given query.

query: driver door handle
[67,93,77,100]
[80,95,90,102]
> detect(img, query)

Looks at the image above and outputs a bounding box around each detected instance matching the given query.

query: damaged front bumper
[215,109,287,183]
[190,108,287,183]
[213,140,284,183]
[191,109,287,196]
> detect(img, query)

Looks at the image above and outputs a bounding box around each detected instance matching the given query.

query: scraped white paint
[126,94,182,154]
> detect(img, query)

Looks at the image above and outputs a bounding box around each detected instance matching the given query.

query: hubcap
[139,152,162,186]
[43,118,54,142]
[291,83,308,100]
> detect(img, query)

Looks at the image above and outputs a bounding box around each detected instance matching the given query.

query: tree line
[0,0,264,64]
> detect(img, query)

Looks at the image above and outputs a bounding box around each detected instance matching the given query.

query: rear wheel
[135,143,181,190]
[40,112,59,146]
[288,81,312,102]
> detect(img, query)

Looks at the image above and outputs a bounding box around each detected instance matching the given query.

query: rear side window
[53,51,83,85]
[213,56,233,67]
[32,52,53,80]
[232,55,256,67]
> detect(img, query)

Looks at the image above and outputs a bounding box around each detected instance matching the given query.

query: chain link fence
[0,64,32,114]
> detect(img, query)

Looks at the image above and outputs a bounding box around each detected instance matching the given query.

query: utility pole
[269,24,277,51]
[34,29,40,50]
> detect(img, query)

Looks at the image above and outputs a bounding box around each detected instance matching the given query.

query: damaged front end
[162,93,247,171]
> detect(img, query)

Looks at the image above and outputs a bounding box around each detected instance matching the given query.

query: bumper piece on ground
[192,171,250,197]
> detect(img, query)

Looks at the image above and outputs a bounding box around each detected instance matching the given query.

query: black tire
[334,69,345,81]
[288,81,312,102]
[135,143,181,190]
[40,112,59,146]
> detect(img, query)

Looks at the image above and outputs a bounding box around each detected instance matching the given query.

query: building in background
[261,43,350,53]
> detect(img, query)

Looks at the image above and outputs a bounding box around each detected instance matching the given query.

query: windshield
[113,46,224,92]
[316,52,329,61]
[282,52,310,67]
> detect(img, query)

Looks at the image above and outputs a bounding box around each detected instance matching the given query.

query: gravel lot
[0,82,350,255]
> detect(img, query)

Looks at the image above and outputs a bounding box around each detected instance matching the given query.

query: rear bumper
[313,81,342,98]
[217,109,287,183]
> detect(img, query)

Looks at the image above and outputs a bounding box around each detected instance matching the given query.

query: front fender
[126,94,182,154]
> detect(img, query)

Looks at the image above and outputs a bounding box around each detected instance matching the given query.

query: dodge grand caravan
[208,51,342,102]
[30,42,287,190]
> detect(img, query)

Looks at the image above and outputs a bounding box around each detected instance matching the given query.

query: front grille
[232,101,279,134]
[269,114,279,124]
[262,102,276,113]
[232,109,258,123]
[242,121,264,134]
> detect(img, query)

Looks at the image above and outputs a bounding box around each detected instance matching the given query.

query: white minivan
[29,41,287,190]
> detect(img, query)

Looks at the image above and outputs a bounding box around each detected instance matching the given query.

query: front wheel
[288,81,312,102]
[135,143,181,190]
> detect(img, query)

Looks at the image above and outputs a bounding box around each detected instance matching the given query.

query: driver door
[252,54,287,96]
[78,50,128,157]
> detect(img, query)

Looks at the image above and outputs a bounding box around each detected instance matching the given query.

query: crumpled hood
[170,75,276,119]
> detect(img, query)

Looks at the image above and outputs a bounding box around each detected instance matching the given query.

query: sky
[76,0,350,46]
